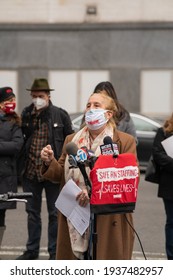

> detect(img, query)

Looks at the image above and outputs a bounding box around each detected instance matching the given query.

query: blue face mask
[85,109,108,130]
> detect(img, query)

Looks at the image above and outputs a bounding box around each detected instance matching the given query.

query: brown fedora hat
[26,78,54,91]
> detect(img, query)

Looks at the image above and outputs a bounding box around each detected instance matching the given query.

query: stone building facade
[0,0,173,115]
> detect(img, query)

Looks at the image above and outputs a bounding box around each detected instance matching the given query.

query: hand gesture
[40,144,54,166]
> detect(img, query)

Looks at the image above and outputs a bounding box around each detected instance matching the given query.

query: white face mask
[85,109,108,130]
[32,97,48,110]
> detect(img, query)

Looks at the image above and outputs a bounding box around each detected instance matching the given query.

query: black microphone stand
[83,182,98,260]
[67,144,98,259]
[68,155,99,260]
[75,162,98,260]
[89,154,118,260]
[90,213,97,260]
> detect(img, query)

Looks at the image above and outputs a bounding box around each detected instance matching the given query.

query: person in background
[0,87,24,250]
[16,78,74,260]
[81,81,137,140]
[40,91,138,260]
[93,81,137,139]
[152,113,173,260]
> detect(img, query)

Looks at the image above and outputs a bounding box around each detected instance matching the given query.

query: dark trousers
[0,209,6,227]
[163,198,173,260]
[22,177,59,255]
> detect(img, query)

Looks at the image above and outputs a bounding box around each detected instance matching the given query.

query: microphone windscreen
[103,136,113,145]
[66,142,78,156]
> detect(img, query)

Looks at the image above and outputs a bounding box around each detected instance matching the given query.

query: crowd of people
[0,79,74,260]
[0,78,171,261]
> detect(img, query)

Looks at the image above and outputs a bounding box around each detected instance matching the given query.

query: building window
[49,70,109,113]
[0,70,18,111]
[141,70,172,117]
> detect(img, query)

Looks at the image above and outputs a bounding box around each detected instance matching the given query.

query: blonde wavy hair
[163,113,173,133]
[90,91,118,128]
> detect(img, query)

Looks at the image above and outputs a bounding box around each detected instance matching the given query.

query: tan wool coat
[42,128,138,260]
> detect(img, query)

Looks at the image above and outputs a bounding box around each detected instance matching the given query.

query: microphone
[100,136,119,157]
[66,142,78,167]
[66,143,88,166]
[76,147,88,162]
[79,146,98,170]
[65,142,92,189]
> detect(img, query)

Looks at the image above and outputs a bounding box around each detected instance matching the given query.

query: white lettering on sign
[96,182,138,200]
[96,166,138,182]
[94,166,139,200]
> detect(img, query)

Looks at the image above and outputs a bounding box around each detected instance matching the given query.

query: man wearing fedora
[16,78,74,260]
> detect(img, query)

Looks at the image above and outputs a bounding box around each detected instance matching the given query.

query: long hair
[163,113,173,133]
[6,112,22,127]
[94,81,130,123]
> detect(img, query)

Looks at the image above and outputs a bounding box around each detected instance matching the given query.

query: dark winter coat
[118,111,137,140]
[20,102,74,175]
[152,127,173,200]
[0,114,24,209]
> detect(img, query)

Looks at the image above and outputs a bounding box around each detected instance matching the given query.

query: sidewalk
[0,247,166,260]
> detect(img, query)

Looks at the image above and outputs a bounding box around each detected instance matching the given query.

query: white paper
[161,135,173,158]
[55,179,90,235]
